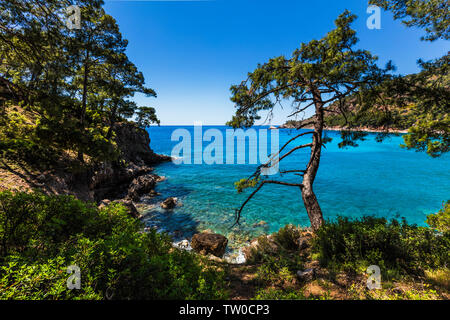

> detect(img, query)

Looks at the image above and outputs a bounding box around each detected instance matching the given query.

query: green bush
[0,191,226,300]
[253,287,309,300]
[426,201,450,233]
[312,216,450,277]
[273,225,302,251]
[245,225,305,287]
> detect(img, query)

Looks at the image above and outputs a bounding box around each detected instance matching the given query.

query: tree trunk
[301,89,325,232]
[77,50,90,163]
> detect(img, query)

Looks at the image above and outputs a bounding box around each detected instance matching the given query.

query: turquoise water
[142,126,449,248]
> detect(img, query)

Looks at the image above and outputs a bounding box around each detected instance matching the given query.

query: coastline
[279,125,408,134]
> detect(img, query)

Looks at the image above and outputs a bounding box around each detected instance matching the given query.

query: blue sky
[104,0,448,125]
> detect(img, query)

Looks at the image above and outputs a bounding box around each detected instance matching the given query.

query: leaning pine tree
[228,11,393,231]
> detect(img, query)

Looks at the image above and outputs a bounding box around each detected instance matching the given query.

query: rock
[191,233,228,257]
[98,199,111,209]
[114,122,171,166]
[296,268,315,282]
[392,286,404,294]
[173,239,190,250]
[242,239,259,260]
[252,220,268,227]
[207,254,224,263]
[127,174,158,201]
[161,197,177,210]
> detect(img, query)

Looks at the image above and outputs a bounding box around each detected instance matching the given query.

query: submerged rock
[252,220,268,228]
[161,197,178,210]
[191,232,228,257]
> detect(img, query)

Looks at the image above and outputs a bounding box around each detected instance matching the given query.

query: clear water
[142,126,450,249]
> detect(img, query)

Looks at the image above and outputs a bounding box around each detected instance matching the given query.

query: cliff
[0,121,170,204]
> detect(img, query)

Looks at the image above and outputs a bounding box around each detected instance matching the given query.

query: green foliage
[253,287,310,300]
[312,216,450,277]
[228,10,391,129]
[273,225,302,251]
[369,0,449,41]
[246,226,305,288]
[136,106,160,129]
[426,201,450,233]
[0,256,102,300]
[234,177,259,193]
[0,191,226,300]
[0,0,158,164]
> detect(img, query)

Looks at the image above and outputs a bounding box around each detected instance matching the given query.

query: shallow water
[142,126,450,250]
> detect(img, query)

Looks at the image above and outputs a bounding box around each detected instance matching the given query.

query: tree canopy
[0,0,159,165]
[369,0,450,41]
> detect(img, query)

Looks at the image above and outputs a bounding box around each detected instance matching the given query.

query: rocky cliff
[0,122,170,204]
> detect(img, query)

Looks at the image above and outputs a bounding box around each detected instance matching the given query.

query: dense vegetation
[313,216,449,277]
[243,213,449,300]
[0,191,226,299]
[0,0,159,166]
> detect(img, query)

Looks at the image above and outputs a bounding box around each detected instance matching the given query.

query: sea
[140,125,449,257]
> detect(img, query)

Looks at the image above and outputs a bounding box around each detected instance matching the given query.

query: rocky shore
[0,122,170,211]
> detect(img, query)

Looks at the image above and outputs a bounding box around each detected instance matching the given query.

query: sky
[103,0,449,125]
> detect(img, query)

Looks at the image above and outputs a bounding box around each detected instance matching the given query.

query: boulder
[161,197,177,210]
[191,233,228,257]
[296,268,315,282]
[298,229,314,250]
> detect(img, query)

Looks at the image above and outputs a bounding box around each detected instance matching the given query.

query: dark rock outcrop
[114,122,171,166]
[127,174,159,201]
[88,123,170,202]
[161,197,177,210]
[191,233,228,257]
[0,118,170,208]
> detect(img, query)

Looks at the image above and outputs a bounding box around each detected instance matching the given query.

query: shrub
[245,225,305,287]
[273,225,302,251]
[426,201,450,233]
[312,216,450,277]
[0,191,226,300]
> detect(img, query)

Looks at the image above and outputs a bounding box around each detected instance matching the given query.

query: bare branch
[233,180,304,227]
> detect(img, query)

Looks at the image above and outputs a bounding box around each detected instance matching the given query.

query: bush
[312,216,450,277]
[0,191,226,300]
[245,225,305,287]
[273,225,302,251]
